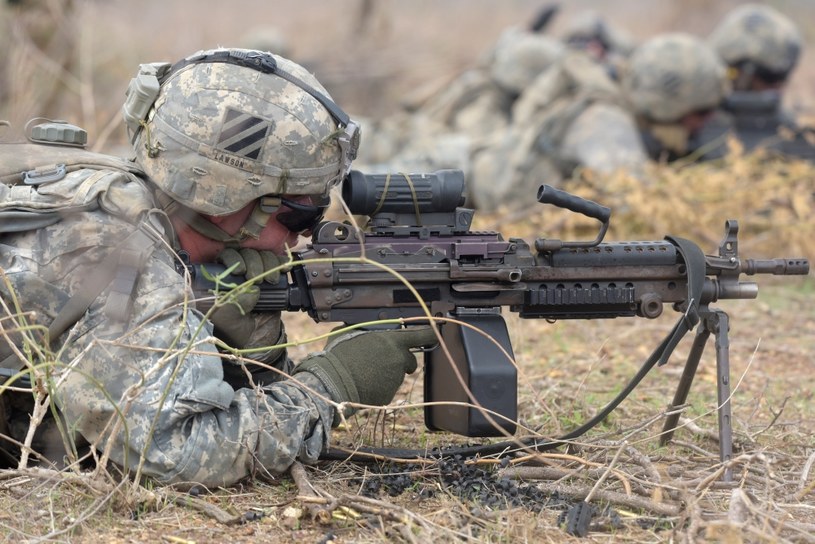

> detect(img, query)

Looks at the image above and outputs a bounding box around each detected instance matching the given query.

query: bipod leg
[660,309,734,481]
[712,311,733,482]
[660,323,711,446]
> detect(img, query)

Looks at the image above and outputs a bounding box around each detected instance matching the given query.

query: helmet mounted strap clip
[259,195,282,214]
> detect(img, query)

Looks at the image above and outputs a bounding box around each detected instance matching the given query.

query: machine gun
[192,170,809,475]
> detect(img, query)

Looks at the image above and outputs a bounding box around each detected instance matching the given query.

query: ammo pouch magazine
[0,142,163,379]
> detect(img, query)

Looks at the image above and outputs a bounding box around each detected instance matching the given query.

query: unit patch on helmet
[214,107,272,166]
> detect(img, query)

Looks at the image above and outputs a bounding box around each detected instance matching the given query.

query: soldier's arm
[560,102,649,177]
[14,215,336,487]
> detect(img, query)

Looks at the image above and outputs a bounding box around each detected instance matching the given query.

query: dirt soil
[1,1,814,543]
[0,274,812,543]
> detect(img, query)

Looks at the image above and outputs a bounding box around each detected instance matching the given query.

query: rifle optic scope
[342,169,466,216]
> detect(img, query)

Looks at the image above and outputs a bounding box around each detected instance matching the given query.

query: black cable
[320,327,672,462]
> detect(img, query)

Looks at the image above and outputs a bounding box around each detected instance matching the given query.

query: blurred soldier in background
[353,26,564,176]
[557,9,636,80]
[623,32,729,163]
[353,7,640,208]
[469,42,634,211]
[468,33,728,212]
[699,3,814,160]
[0,48,436,485]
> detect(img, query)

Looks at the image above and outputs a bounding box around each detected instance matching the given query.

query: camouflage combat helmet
[708,4,801,84]
[489,28,564,95]
[124,48,359,217]
[622,33,727,123]
[561,10,635,56]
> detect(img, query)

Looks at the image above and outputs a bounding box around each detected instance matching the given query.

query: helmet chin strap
[156,190,273,247]
[237,201,275,241]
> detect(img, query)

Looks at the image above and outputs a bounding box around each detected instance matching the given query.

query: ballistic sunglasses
[260,196,328,233]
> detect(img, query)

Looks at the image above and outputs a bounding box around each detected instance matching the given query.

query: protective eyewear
[267,197,328,233]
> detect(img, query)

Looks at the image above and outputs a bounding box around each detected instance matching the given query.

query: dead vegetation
[0,154,812,543]
[1,1,814,542]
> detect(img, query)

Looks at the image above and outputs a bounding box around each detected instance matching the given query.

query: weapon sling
[0,226,159,384]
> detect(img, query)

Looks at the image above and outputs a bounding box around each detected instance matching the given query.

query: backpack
[0,141,164,376]
[0,142,150,232]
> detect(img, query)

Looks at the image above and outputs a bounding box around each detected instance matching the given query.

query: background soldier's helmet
[488,28,564,95]
[708,3,801,79]
[124,48,359,216]
[560,10,635,57]
[622,33,728,123]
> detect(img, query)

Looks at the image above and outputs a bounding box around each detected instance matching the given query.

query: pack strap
[0,220,162,375]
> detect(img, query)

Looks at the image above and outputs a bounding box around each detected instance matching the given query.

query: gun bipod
[660,306,734,482]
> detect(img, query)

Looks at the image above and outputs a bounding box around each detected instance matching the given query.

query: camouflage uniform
[0,48,368,487]
[470,50,645,211]
[469,33,729,212]
[0,158,334,487]
[353,27,563,176]
[621,33,729,162]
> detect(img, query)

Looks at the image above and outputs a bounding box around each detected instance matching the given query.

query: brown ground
[0,275,811,543]
[1,1,814,542]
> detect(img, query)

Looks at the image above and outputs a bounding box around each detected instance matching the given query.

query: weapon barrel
[742,258,809,275]
[703,279,759,301]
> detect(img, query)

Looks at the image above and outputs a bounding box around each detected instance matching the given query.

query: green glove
[209,249,283,346]
[293,327,438,424]
[216,248,283,284]
[208,286,260,347]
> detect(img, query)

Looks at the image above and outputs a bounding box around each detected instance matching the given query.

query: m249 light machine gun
[193,170,809,475]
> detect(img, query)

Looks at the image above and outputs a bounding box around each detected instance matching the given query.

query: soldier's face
[173,198,309,263]
[679,108,716,136]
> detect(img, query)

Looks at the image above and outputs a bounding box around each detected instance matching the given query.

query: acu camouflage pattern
[470,50,645,211]
[134,50,345,216]
[0,162,335,487]
[622,33,728,123]
[0,143,149,232]
[708,3,801,76]
[354,28,564,176]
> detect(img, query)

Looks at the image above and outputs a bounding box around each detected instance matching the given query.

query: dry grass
[0,155,812,543]
[1,1,814,543]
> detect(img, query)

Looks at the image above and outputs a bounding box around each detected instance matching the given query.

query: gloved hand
[293,327,438,425]
[209,248,284,346]
[216,248,283,284]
